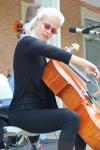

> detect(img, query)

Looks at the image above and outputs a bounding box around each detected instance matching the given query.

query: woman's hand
[70,54,100,79]
[83,60,100,79]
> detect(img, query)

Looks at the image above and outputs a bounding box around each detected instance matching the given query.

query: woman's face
[33,16,61,41]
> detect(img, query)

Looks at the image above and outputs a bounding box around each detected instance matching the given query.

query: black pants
[9,108,86,150]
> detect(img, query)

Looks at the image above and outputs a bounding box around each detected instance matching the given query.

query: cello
[42,45,100,150]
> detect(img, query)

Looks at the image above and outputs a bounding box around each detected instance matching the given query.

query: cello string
[66,44,99,90]
[95,80,100,90]
[66,45,100,107]
[91,97,100,108]
[88,91,100,108]
[69,63,98,89]
[69,63,100,106]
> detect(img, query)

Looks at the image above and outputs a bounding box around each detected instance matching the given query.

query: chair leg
[4,136,12,150]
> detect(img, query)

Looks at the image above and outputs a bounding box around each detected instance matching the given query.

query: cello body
[42,60,100,150]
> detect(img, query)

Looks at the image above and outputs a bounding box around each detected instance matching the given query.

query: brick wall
[0,0,100,75]
[0,0,33,75]
[60,0,100,56]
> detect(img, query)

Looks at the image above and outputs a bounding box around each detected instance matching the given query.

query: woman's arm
[70,54,100,79]
[20,36,100,79]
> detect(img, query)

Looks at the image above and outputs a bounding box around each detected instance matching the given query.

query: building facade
[0,0,100,77]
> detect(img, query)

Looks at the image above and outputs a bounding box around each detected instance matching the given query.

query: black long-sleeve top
[9,36,72,111]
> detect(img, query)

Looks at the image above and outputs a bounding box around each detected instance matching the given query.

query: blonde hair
[36,7,65,25]
[24,7,65,33]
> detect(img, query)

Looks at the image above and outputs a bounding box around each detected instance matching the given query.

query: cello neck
[68,63,98,89]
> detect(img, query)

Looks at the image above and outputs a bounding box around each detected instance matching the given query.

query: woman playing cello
[9,7,100,150]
